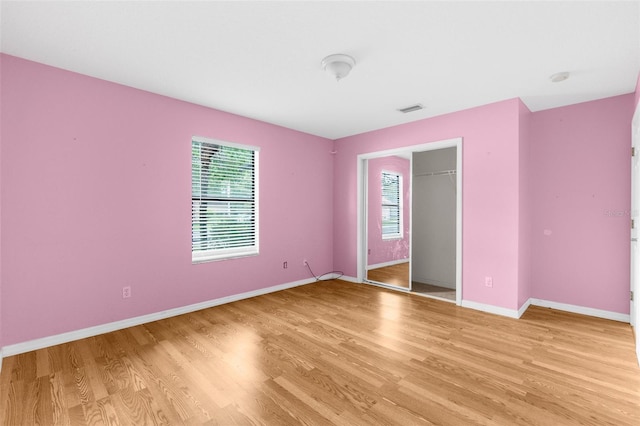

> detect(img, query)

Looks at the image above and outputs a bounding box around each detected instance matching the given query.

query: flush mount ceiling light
[321,54,356,82]
[550,71,570,83]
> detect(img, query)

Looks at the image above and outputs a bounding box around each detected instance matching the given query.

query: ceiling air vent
[397,103,424,114]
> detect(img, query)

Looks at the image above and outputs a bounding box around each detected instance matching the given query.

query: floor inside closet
[367,262,456,302]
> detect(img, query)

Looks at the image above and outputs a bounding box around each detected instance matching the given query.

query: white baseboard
[367,258,409,270]
[529,298,630,323]
[461,300,521,319]
[0,348,3,374]
[338,275,360,284]
[1,278,316,358]
[321,272,346,281]
[518,298,532,318]
[462,297,630,323]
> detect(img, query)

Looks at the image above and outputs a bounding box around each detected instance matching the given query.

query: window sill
[192,247,259,264]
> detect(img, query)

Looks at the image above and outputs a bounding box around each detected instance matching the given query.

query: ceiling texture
[1,1,639,139]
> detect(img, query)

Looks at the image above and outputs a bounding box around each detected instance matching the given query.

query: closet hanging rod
[414,169,457,177]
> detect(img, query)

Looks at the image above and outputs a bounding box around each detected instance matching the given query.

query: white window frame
[381,170,403,240]
[191,136,259,263]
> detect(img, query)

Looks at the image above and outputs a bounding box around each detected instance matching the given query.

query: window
[191,136,259,263]
[381,171,402,239]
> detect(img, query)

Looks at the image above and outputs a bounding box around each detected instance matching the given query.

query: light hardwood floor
[367,262,410,289]
[1,280,639,425]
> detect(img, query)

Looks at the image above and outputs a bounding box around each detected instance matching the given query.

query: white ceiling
[1,1,639,140]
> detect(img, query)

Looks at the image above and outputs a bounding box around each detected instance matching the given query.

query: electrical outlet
[283,261,288,269]
[303,259,308,266]
[122,286,131,298]
[484,277,493,288]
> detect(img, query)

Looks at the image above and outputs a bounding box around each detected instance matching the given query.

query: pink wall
[518,100,533,308]
[334,94,634,315]
[530,94,634,314]
[635,73,640,108]
[1,54,636,351]
[0,54,3,353]
[367,156,410,266]
[0,55,334,346]
[334,99,523,310]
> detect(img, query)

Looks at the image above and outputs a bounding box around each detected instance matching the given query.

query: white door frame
[631,105,639,364]
[357,137,463,305]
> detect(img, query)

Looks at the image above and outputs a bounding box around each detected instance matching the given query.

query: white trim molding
[2,278,316,358]
[529,298,630,323]
[461,300,521,319]
[339,275,360,284]
[462,298,630,323]
[518,298,533,319]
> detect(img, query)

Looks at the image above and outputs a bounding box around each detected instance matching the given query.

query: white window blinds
[192,137,259,262]
[381,171,402,239]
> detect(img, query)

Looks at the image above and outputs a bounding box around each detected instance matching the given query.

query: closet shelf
[414,169,456,177]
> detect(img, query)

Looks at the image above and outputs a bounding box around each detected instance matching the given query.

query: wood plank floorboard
[367,263,410,289]
[1,279,639,425]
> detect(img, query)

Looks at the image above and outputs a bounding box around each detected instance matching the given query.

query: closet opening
[411,148,457,302]
[357,138,462,305]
